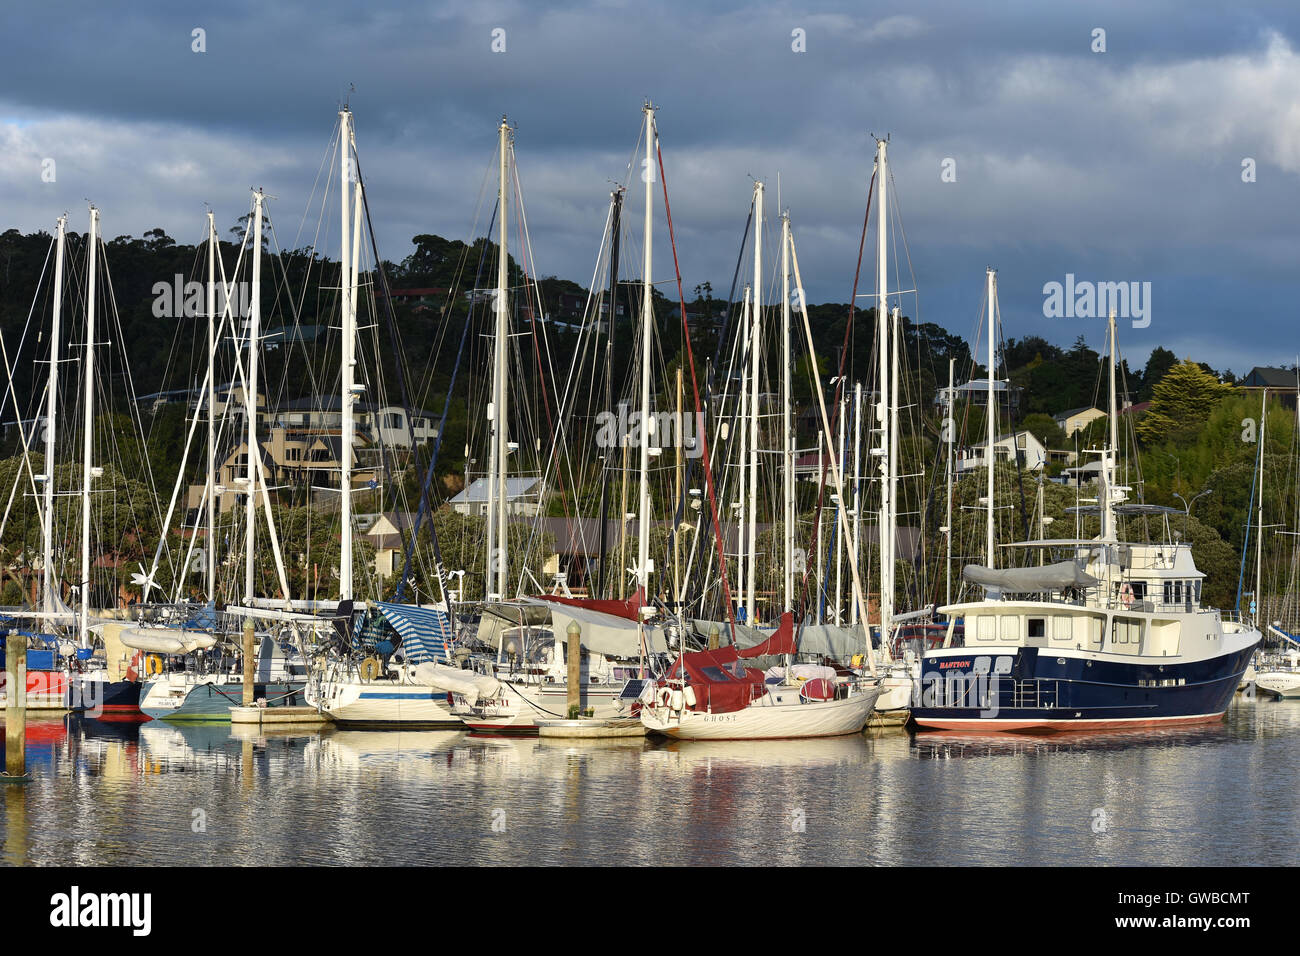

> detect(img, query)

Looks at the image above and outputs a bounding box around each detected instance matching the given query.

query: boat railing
[1007,678,1061,709]
[940,674,1061,710]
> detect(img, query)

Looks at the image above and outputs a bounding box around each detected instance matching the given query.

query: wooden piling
[567,620,581,718]
[4,631,27,780]
[242,620,255,706]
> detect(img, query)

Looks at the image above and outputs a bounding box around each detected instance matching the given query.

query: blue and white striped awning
[372,602,454,664]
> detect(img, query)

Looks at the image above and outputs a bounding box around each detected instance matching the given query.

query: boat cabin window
[1163,581,1172,605]
[1111,616,1143,654]
[999,615,1018,643]
[1027,618,1046,639]
[1051,615,1074,644]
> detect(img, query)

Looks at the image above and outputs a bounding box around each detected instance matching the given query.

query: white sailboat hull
[640,684,883,740]
[1254,670,1300,698]
[309,679,461,727]
[453,680,626,733]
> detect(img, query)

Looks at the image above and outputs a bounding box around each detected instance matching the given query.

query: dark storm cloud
[4,1,1300,372]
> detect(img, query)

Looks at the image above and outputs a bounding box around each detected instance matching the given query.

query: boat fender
[359,656,381,680]
[683,686,697,708]
[669,689,685,711]
[145,654,164,676]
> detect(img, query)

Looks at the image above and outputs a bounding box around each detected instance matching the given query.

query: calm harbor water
[3,699,1298,866]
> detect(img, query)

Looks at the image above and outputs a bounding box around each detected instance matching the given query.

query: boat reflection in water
[646,734,874,770]
[910,722,1236,760]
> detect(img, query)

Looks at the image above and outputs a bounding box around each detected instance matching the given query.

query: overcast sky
[4,1,1299,375]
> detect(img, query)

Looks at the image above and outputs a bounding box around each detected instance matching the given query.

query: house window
[385,412,403,429]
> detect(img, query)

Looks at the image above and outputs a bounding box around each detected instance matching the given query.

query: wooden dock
[229,705,331,727]
[536,717,646,738]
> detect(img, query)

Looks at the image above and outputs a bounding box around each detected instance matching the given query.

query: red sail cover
[668,645,767,714]
[534,588,645,623]
[738,612,797,658]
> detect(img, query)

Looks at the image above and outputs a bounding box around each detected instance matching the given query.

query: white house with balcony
[958,430,1048,474]
[449,477,544,517]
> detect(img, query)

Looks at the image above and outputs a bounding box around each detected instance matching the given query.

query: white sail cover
[540,604,669,658]
[119,627,217,654]
[692,619,867,659]
[765,663,838,683]
[962,561,1100,592]
[412,662,500,705]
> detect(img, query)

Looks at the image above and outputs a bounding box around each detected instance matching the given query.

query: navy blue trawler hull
[69,678,144,720]
[911,643,1258,732]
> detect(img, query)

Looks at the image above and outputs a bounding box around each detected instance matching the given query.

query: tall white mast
[1103,309,1119,545]
[889,304,900,623]
[945,357,954,605]
[736,286,750,612]
[985,268,997,568]
[814,450,824,625]
[875,139,893,650]
[781,211,794,614]
[244,190,264,604]
[486,117,511,600]
[79,207,99,649]
[746,180,762,622]
[1255,388,1267,624]
[339,108,358,603]
[42,216,66,617]
[834,388,845,623]
[636,104,656,607]
[205,212,217,602]
[850,380,863,625]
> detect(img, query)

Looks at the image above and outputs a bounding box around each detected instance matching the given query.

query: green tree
[1136,359,1234,445]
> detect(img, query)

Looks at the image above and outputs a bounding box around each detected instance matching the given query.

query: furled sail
[412,662,500,704]
[542,602,669,658]
[962,561,1100,592]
